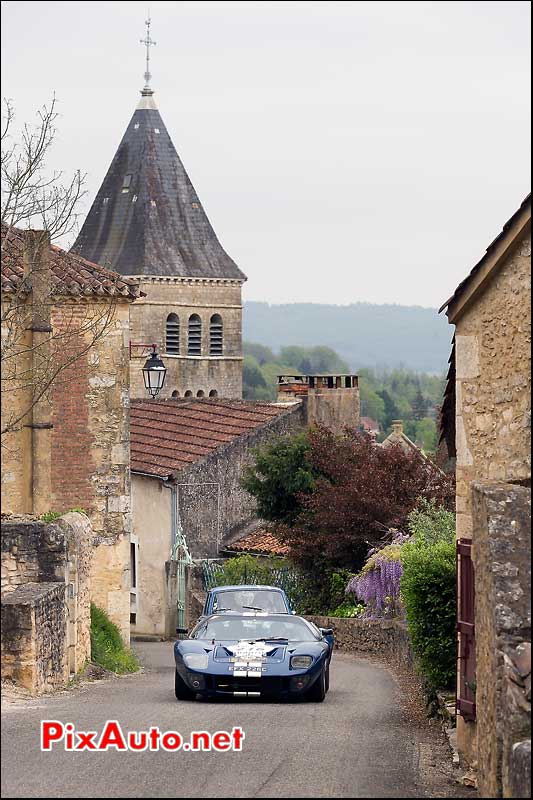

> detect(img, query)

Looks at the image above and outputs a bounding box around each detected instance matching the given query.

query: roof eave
[440,197,531,323]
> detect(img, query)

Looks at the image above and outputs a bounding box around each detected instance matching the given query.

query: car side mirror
[319,627,334,636]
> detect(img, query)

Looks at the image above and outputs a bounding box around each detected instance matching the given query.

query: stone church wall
[129,277,243,400]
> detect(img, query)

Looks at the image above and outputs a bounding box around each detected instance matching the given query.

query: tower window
[103,197,110,205]
[209,314,223,356]
[188,314,202,356]
[171,390,180,398]
[122,174,132,193]
[209,389,218,398]
[184,390,193,398]
[165,313,180,354]
[134,123,140,130]
[154,128,160,134]
[197,390,205,398]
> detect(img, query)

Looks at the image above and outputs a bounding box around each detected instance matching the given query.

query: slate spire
[71,21,246,282]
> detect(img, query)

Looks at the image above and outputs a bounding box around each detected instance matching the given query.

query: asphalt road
[1,643,461,798]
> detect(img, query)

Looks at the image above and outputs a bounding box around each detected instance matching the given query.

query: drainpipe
[23,230,53,515]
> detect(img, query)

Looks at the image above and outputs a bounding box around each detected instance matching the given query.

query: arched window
[188,314,202,355]
[209,314,223,355]
[209,389,218,398]
[196,390,205,398]
[184,390,193,398]
[165,314,180,354]
[171,390,180,398]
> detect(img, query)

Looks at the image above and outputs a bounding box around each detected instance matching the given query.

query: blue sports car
[174,613,334,702]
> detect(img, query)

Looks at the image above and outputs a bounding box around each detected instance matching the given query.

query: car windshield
[212,589,288,614]
[192,616,318,642]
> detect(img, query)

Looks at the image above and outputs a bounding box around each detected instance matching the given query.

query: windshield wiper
[213,607,233,613]
[248,637,288,643]
[242,605,264,611]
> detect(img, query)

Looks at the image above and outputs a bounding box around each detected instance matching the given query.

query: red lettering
[149,727,161,751]
[76,731,97,751]
[232,727,245,751]
[212,732,231,751]
[41,721,64,751]
[128,731,148,751]
[97,721,127,751]
[191,731,210,751]
[161,732,183,751]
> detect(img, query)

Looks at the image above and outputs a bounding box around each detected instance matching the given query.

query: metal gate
[456,538,476,720]
[168,485,192,638]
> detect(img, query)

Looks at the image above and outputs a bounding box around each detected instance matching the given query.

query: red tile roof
[1,227,140,299]
[226,529,289,557]
[130,399,295,479]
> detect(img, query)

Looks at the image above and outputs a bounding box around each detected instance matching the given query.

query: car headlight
[183,652,209,670]
[290,655,313,669]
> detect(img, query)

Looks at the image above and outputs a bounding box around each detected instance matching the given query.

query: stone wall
[1,297,133,641]
[305,615,414,667]
[129,276,243,400]
[1,582,68,693]
[1,512,93,680]
[454,234,531,541]
[176,402,306,558]
[472,482,531,799]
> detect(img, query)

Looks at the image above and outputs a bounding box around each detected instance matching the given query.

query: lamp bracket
[129,342,159,359]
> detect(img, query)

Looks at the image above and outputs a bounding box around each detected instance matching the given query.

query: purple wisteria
[346,533,408,619]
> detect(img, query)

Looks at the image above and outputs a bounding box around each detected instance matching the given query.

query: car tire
[175,669,195,701]
[307,665,327,702]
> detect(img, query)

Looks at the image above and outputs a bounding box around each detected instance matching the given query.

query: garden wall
[306,615,414,667]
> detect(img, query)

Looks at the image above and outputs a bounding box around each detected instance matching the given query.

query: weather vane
[140,15,156,95]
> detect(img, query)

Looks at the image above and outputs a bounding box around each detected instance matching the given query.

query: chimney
[391,420,404,436]
[22,230,53,516]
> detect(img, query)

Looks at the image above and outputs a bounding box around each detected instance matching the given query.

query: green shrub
[39,510,62,522]
[214,554,288,586]
[329,601,365,618]
[90,604,139,674]
[407,499,455,546]
[400,539,456,688]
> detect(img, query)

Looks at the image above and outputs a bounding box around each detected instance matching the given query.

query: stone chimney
[277,373,360,434]
[23,230,53,516]
[391,420,404,436]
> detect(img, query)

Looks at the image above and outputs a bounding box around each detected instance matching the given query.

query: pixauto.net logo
[41,721,245,753]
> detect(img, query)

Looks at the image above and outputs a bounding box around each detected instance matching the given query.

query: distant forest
[243,301,452,375]
[243,342,445,453]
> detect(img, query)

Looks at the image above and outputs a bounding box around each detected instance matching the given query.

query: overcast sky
[1,1,530,307]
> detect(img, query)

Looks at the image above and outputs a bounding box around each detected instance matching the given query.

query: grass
[90,604,139,674]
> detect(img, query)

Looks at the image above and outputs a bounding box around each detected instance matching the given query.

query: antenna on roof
[140,14,156,96]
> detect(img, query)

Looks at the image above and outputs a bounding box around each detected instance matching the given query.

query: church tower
[72,19,246,399]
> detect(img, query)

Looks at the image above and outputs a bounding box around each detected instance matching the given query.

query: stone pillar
[22,231,53,516]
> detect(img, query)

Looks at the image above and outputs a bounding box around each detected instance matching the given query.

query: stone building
[440,193,531,795]
[71,62,246,401]
[129,398,305,637]
[276,373,360,433]
[1,228,139,640]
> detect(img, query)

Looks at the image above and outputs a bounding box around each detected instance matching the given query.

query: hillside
[243,302,452,375]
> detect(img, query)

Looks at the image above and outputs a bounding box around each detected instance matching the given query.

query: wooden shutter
[456,538,476,720]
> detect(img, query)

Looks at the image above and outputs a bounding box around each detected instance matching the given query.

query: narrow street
[1,643,466,799]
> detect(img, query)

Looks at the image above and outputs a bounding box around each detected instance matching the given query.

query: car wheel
[307,666,326,702]
[175,669,195,701]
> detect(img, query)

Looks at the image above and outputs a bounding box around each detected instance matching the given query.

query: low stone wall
[1,582,68,693]
[306,615,414,668]
[1,512,93,686]
[472,482,531,799]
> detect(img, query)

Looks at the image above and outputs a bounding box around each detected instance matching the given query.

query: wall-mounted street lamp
[129,342,167,399]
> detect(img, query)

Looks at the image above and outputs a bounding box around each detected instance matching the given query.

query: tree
[1,98,120,437]
[243,342,275,366]
[276,427,454,573]
[411,389,428,421]
[242,432,317,525]
[377,388,399,429]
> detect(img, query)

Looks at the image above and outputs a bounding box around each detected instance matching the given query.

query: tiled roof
[360,416,380,431]
[225,529,289,557]
[130,398,293,479]
[1,226,140,299]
